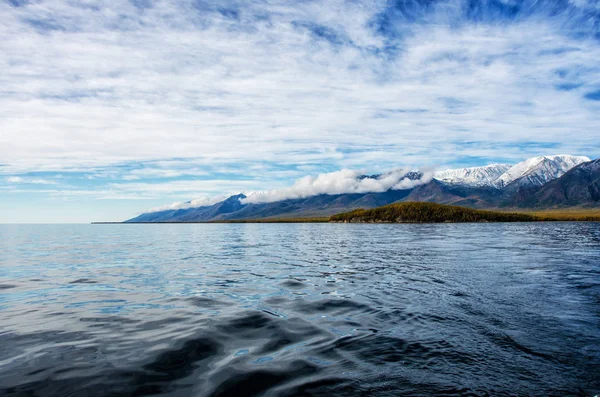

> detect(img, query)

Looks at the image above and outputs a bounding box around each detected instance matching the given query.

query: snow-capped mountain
[494,155,590,189]
[434,164,511,187]
[509,158,600,207]
[434,155,589,189]
[576,157,600,173]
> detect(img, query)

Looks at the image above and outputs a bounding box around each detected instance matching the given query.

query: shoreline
[92,219,600,224]
[94,203,600,224]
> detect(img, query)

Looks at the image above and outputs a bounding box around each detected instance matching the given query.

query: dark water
[0,223,599,397]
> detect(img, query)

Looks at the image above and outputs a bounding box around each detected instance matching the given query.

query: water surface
[0,223,599,396]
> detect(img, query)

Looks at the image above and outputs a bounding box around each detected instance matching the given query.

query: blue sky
[1,0,599,222]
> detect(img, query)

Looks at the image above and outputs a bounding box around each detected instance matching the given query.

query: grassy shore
[515,208,600,221]
[222,206,600,223]
[96,204,600,224]
[217,208,600,223]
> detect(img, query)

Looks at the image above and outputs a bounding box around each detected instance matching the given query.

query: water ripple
[0,223,599,396]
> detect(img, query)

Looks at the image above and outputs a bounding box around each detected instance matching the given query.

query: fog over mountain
[241,169,433,204]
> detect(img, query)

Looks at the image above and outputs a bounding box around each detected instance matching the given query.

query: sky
[1,0,599,223]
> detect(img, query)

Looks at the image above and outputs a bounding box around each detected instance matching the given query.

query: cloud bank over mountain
[142,154,588,213]
[241,169,433,204]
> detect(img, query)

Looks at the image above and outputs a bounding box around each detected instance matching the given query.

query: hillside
[493,155,589,191]
[126,190,412,223]
[514,158,600,208]
[329,202,536,223]
[434,164,511,186]
[402,179,504,208]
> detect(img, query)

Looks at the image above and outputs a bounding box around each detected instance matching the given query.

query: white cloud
[393,171,434,190]
[120,167,208,180]
[0,0,598,180]
[108,179,260,195]
[241,168,430,204]
[6,176,56,184]
[147,195,231,212]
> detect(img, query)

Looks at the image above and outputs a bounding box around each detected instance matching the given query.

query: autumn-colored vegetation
[521,209,600,221]
[329,202,537,223]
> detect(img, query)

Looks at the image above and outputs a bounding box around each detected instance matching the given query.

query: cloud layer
[242,168,432,204]
[2,0,600,174]
[1,0,599,221]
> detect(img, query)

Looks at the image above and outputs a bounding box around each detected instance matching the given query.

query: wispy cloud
[0,0,599,221]
[6,176,56,184]
[148,195,231,212]
[2,1,599,173]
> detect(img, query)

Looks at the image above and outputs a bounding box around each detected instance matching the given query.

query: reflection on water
[0,223,599,396]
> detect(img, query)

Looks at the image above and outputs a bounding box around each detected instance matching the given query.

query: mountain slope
[434,164,511,187]
[512,159,600,208]
[125,190,413,222]
[494,155,589,191]
[403,179,505,208]
[431,155,587,189]
[126,194,247,222]
[217,190,413,220]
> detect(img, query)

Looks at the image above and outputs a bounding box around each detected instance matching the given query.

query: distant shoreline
[92,219,329,224]
[93,203,600,224]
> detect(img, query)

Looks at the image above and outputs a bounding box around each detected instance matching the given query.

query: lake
[0,223,599,396]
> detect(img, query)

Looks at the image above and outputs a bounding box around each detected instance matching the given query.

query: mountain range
[125,155,599,222]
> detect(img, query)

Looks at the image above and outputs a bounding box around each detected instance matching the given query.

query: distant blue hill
[125,190,412,222]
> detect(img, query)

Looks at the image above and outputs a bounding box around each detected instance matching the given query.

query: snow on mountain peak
[433,164,512,187]
[494,154,590,189]
[433,155,589,188]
